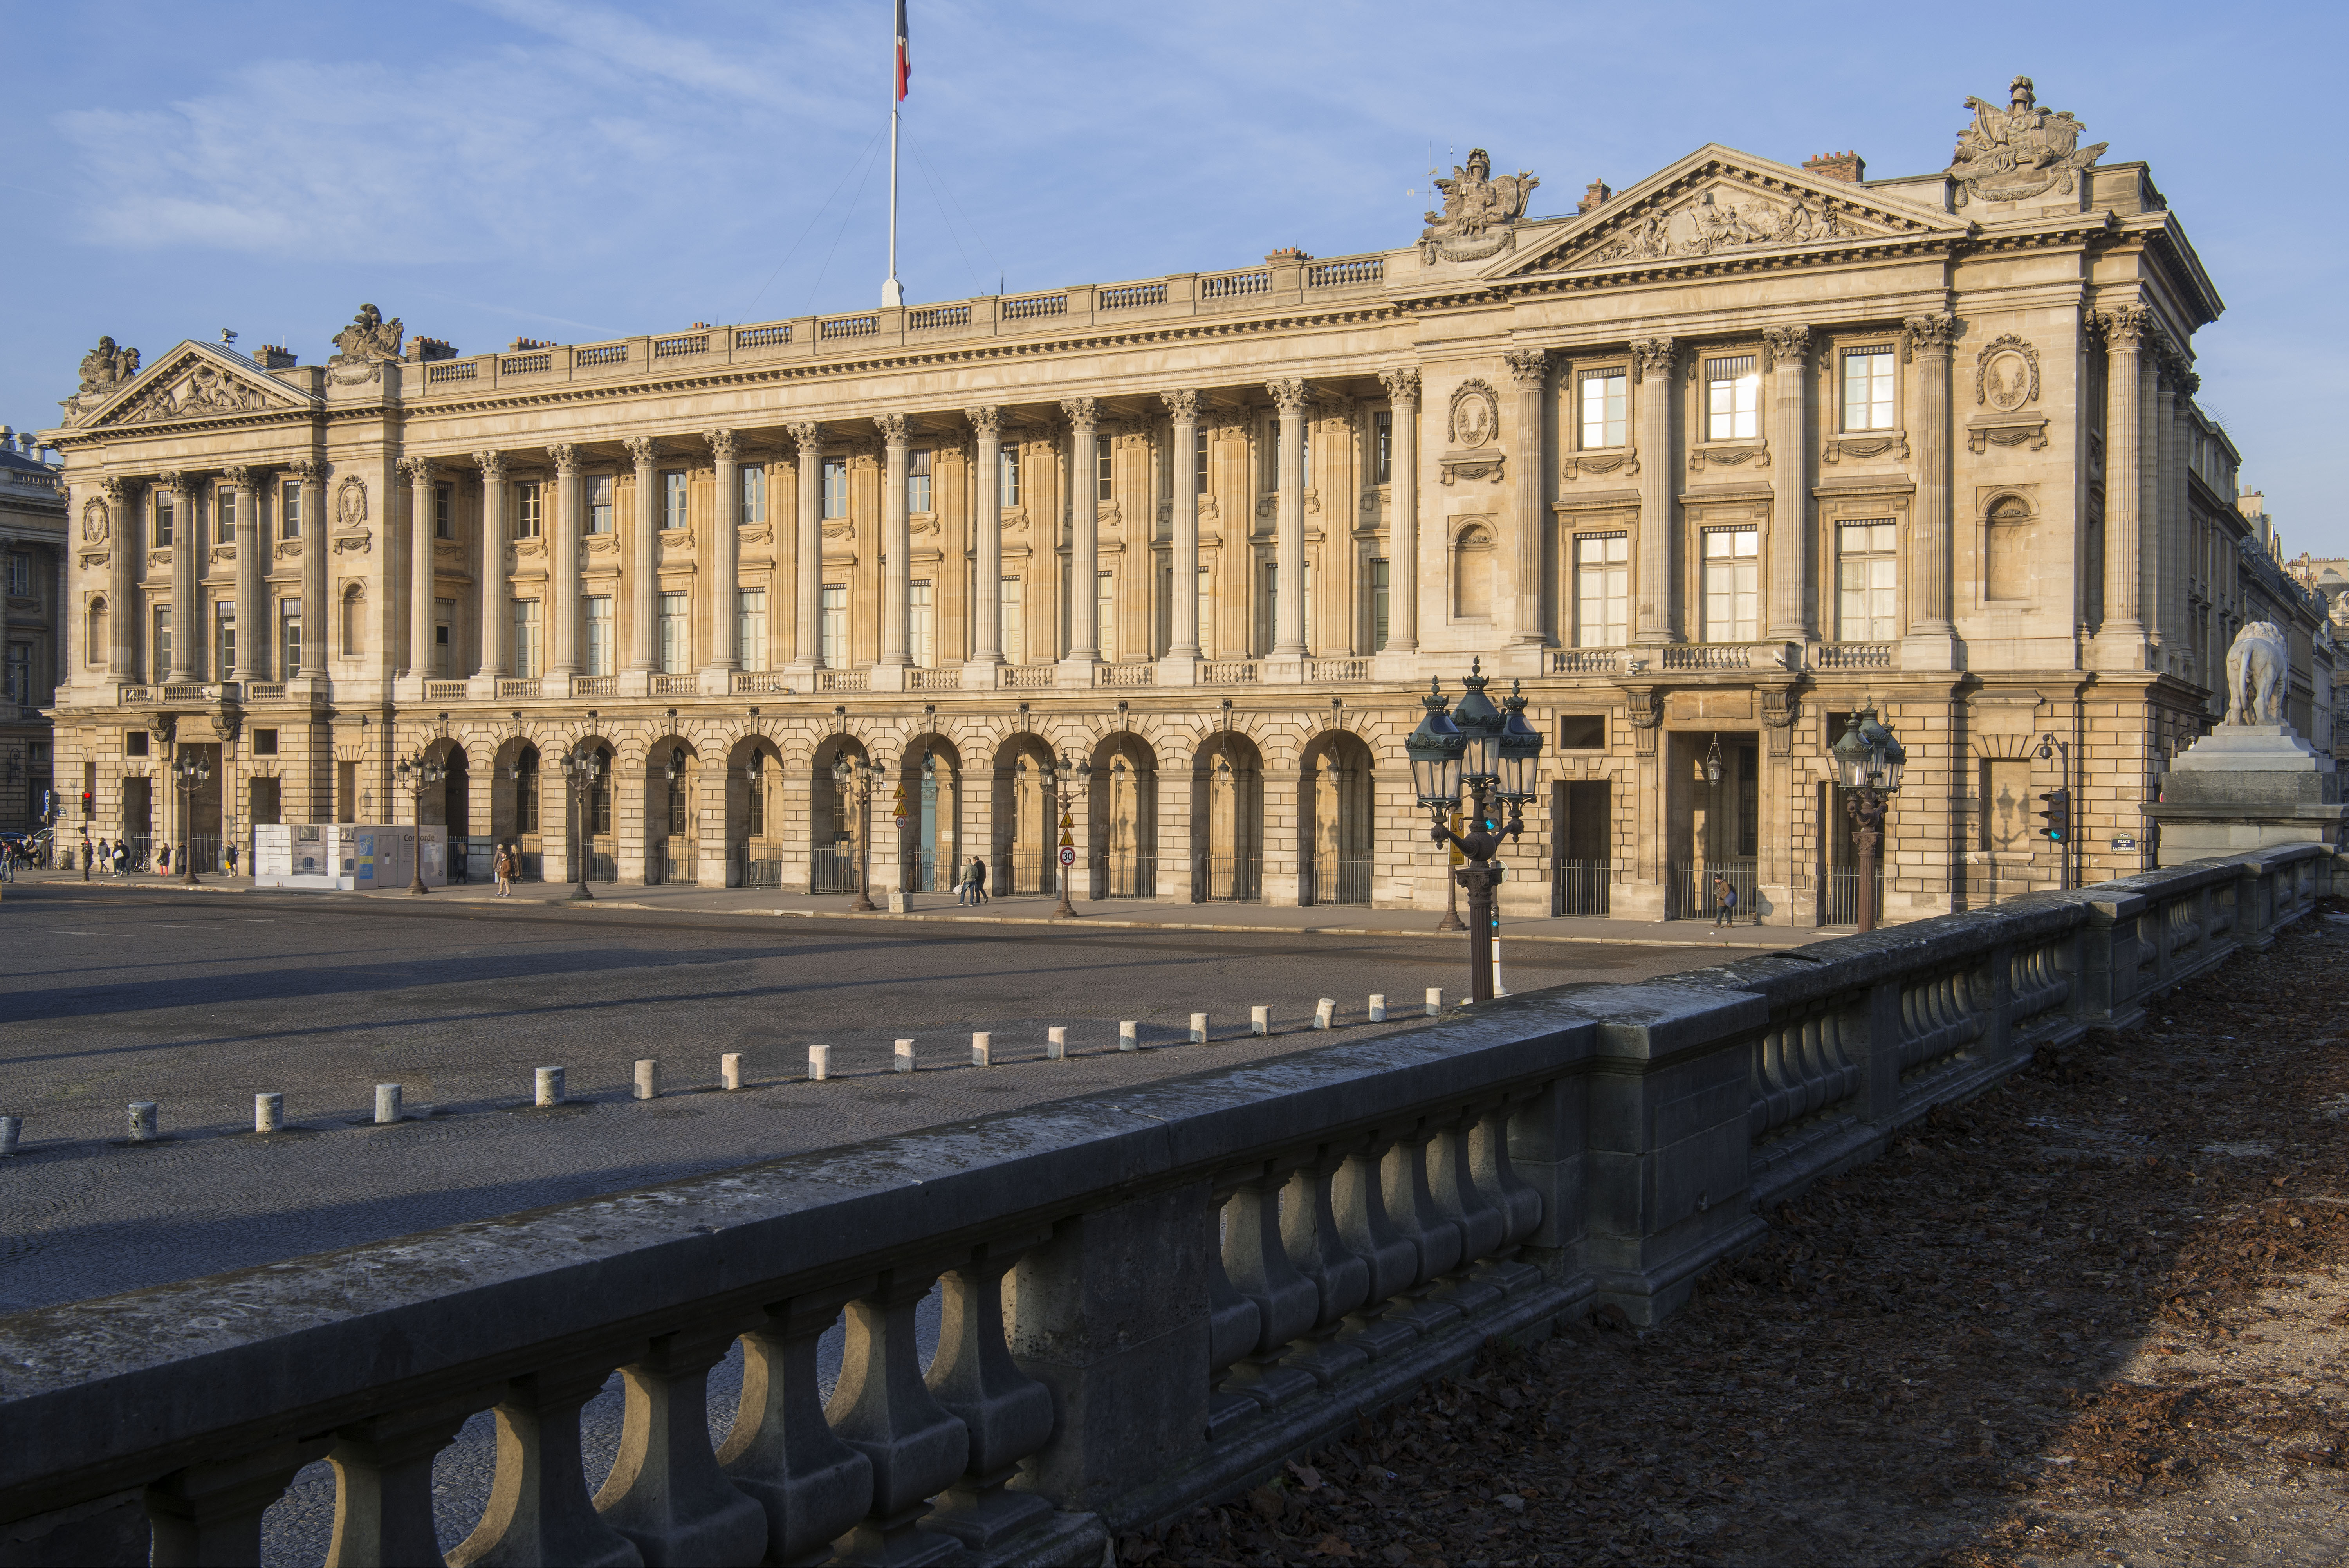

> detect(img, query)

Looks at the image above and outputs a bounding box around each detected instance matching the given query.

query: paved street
[0,878,1740,1314]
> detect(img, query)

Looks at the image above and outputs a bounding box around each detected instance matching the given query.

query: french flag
[895,0,911,101]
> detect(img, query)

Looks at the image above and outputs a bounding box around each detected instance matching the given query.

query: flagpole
[883,2,904,307]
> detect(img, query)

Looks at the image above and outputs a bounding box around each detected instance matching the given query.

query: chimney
[255,344,297,369]
[1264,246,1314,262]
[1802,151,1866,183]
[1578,178,1612,215]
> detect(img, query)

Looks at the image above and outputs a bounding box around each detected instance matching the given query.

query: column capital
[704,428,738,460]
[286,459,327,484]
[875,412,909,445]
[620,435,658,466]
[1265,378,1308,414]
[222,465,257,490]
[1629,337,1676,381]
[963,404,1003,437]
[784,420,823,452]
[1902,312,1960,354]
[1501,348,1552,386]
[546,443,582,476]
[156,469,191,492]
[2094,304,2153,350]
[1378,367,1421,404]
[1059,397,1098,430]
[98,476,130,502]
[2176,368,2202,400]
[1761,325,1811,367]
[1159,390,1199,422]
[397,456,435,484]
[474,449,508,482]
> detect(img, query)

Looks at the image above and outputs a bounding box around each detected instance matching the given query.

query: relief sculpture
[1946,76,2105,206]
[1419,149,1539,263]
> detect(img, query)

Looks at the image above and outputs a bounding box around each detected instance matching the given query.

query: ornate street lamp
[172,749,211,887]
[393,749,448,895]
[1830,705,1906,934]
[1041,747,1083,919]
[1408,661,1543,1003]
[563,743,605,902]
[832,750,880,912]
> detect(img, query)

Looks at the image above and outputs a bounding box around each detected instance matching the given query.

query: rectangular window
[999,447,1020,507]
[214,604,234,679]
[819,584,847,668]
[247,728,279,759]
[662,471,687,530]
[1196,567,1212,655]
[152,606,171,681]
[433,597,455,678]
[281,482,301,539]
[516,482,544,539]
[1095,571,1115,662]
[513,601,543,678]
[907,449,933,514]
[1705,355,1760,442]
[154,498,173,549]
[1371,558,1391,651]
[250,776,281,828]
[1097,442,1113,503]
[1701,527,1760,642]
[341,590,361,659]
[738,588,768,672]
[1373,412,1393,484]
[1842,347,1897,433]
[216,488,236,544]
[910,580,935,667]
[822,459,848,519]
[1580,370,1629,448]
[3,643,28,707]
[126,730,150,757]
[586,475,613,535]
[1575,533,1630,648]
[337,761,357,824]
[279,598,301,677]
[658,591,688,673]
[999,577,1023,663]
[1836,520,1900,640]
[434,484,453,540]
[584,595,613,678]
[740,464,766,524]
[1195,429,1209,493]
[6,553,27,597]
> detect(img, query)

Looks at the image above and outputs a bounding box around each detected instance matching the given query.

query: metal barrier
[1669,862,1757,923]
[1552,857,1613,917]
[1194,853,1261,903]
[1002,850,1059,896]
[811,844,858,895]
[1091,852,1154,900]
[1302,854,1372,906]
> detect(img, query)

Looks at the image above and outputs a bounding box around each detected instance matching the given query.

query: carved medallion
[336,474,368,530]
[1449,380,1498,448]
[1975,334,2040,410]
[82,499,109,542]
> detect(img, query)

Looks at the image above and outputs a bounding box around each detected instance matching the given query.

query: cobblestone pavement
[0,879,1709,1314]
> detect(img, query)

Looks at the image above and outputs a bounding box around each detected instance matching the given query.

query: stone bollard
[808,1044,831,1082]
[1251,1005,1270,1036]
[535,1066,565,1107]
[375,1084,402,1125]
[126,1102,158,1141]
[1314,998,1336,1030]
[1119,1019,1139,1051]
[721,1052,745,1090]
[1047,1026,1068,1061]
[1425,987,1443,1016]
[895,1039,916,1074]
[1369,992,1387,1022]
[633,1060,660,1101]
[254,1093,283,1135]
[0,1116,20,1157]
[972,1032,994,1068]
[1190,1011,1209,1043]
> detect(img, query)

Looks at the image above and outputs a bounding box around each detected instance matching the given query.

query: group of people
[956,855,989,905]
[65,838,240,877]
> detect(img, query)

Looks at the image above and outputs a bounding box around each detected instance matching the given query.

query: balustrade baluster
[923,1240,1056,1552]
[326,1399,482,1566]
[1218,1162,1320,1408]
[1379,1126,1465,1332]
[1275,1151,1371,1386]
[450,1362,645,1566]
[1202,1179,1263,1436]
[823,1270,970,1564]
[1472,1102,1544,1250]
[147,1440,332,1568]
[1330,1137,1425,1359]
[1426,1108,1508,1313]
[718,1289,875,1564]
[592,1324,769,1566]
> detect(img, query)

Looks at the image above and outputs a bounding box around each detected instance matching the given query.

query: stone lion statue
[2223,621,2288,727]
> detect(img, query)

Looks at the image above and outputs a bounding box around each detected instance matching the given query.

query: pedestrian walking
[972,854,988,905]
[113,839,127,876]
[224,840,238,876]
[157,842,171,876]
[493,843,512,897]
[957,855,980,906]
[1711,872,1738,928]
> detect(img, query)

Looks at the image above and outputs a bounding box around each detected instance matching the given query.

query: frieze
[1575,184,1862,269]
[101,353,283,426]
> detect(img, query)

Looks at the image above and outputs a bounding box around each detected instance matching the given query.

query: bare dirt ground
[1126,907,2349,1566]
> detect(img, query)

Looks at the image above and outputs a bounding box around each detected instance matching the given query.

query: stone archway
[1088,731,1158,899]
[809,733,871,895]
[724,733,786,888]
[490,736,544,881]
[643,736,701,885]
[897,733,964,895]
[1191,731,1263,902]
[990,732,1059,896]
[1299,729,1375,906]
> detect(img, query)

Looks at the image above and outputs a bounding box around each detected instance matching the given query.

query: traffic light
[2037,787,2070,843]
[80,790,93,819]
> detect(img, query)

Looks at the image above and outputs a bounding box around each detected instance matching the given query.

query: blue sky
[5,0,2342,554]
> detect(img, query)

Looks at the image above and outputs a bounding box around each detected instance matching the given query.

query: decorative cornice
[1761,326,1810,369]
[784,421,822,453]
[547,443,582,476]
[397,456,435,484]
[222,465,256,490]
[875,413,910,444]
[286,460,327,484]
[1266,378,1308,414]
[1629,337,1676,381]
[2095,304,2153,351]
[475,450,508,482]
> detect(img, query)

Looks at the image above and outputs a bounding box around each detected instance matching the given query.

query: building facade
[1,427,66,834]
[38,76,2340,918]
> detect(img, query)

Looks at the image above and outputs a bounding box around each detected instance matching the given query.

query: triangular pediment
[1490,146,1963,280]
[88,340,315,429]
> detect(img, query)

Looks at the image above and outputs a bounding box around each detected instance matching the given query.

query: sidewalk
[16,867,1828,950]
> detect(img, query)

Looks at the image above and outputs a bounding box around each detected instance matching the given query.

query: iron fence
[1303,854,1372,907]
[811,844,860,895]
[1092,852,1154,900]
[1668,862,1757,924]
[1002,850,1059,895]
[1552,857,1613,917]
[736,853,783,890]
[1821,866,1883,926]
[1194,853,1261,903]
[648,846,697,886]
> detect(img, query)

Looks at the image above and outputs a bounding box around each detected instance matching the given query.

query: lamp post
[172,748,211,887]
[393,749,447,895]
[2034,732,2074,892]
[1041,747,1083,919]
[563,743,604,902]
[1407,660,1544,1004]
[1830,705,1907,934]
[832,751,880,912]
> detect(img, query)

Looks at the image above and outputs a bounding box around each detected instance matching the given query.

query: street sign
[893,814,907,828]
[1058,846,1076,867]
[1059,812,1073,830]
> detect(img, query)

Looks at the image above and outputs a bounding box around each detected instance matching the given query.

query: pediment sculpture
[59,336,141,422]
[328,303,406,385]
[1946,76,2106,207]
[1577,184,1862,268]
[1420,149,1539,264]
[102,355,278,426]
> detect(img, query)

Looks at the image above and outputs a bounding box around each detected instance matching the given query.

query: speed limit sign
[1058,846,1076,868]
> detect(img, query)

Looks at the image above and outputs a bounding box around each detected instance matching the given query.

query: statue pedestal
[2146,724,2345,866]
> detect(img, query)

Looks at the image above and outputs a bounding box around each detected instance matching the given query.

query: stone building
[0,426,65,834]
[36,74,2341,919]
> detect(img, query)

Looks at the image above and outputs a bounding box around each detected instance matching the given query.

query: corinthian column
[1267,379,1308,657]
[1063,398,1101,664]
[547,444,583,677]
[290,460,327,680]
[161,470,197,680]
[475,451,509,678]
[102,478,134,678]
[2152,351,2181,668]
[967,406,1005,671]
[227,466,263,681]
[2171,365,2200,670]
[1503,350,1552,646]
[787,422,822,672]
[2092,307,2150,669]
[877,414,911,670]
[1378,368,1421,655]
[1629,339,1680,644]
[1162,390,1202,662]
[1761,327,1812,644]
[622,435,659,673]
[1900,313,1959,668]
[706,428,740,675]
[399,457,436,680]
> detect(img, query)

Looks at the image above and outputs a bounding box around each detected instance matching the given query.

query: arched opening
[550,737,615,884]
[1088,732,1158,899]
[1452,523,1496,620]
[810,733,870,894]
[1299,729,1375,906]
[491,738,543,881]
[1191,732,1263,902]
[415,737,472,882]
[897,734,963,894]
[339,584,365,659]
[991,733,1059,896]
[644,737,700,884]
[1984,494,2033,602]
[725,734,785,888]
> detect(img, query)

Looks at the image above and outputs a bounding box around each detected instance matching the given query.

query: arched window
[340,585,365,658]
[85,597,107,665]
[1452,523,1495,619]
[515,744,540,834]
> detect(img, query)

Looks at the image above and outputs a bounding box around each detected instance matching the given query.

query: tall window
[1836,521,1900,640]
[1701,527,1759,642]
[1842,347,1896,432]
[281,481,302,539]
[1195,567,1212,655]
[279,598,301,677]
[512,601,542,678]
[1705,355,1760,442]
[1194,429,1209,493]
[1095,571,1115,662]
[1575,532,1630,647]
[7,553,27,597]
[340,586,363,658]
[662,471,687,530]
[1373,412,1393,484]
[433,598,455,677]
[582,595,612,677]
[738,588,768,672]
[1096,441,1114,502]
[658,591,688,672]
[910,580,935,666]
[214,604,234,679]
[517,482,544,539]
[1000,447,1020,506]
[154,498,173,549]
[216,488,236,544]
[587,475,613,534]
[1580,370,1629,448]
[1000,577,1023,662]
[515,745,540,834]
[819,584,846,667]
[1371,558,1391,651]
[152,606,171,680]
[1261,562,1314,651]
[822,459,848,519]
[740,464,766,524]
[907,449,933,513]
[3,643,27,706]
[434,484,453,540]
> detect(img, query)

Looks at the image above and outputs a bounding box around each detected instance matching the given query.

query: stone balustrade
[0,844,2330,1566]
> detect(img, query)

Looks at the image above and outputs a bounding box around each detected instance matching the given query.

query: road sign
[1059,846,1076,867]
[1059,812,1073,830]
[893,814,907,828]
